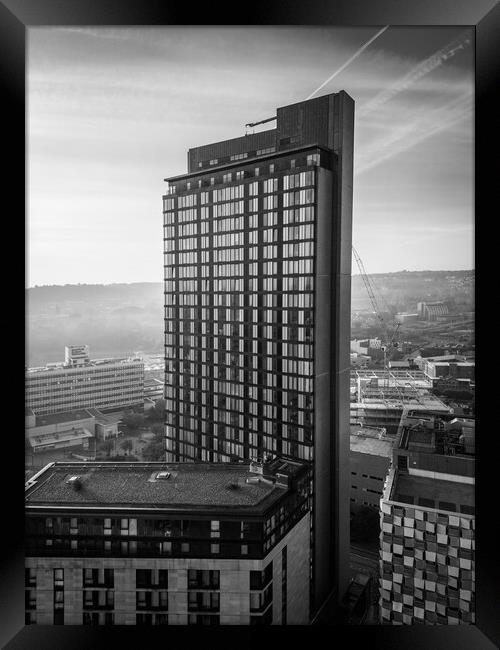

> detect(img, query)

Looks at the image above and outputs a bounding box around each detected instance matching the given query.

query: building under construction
[349,369,451,435]
[350,397,453,436]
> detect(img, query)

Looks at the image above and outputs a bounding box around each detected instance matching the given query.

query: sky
[27,26,474,287]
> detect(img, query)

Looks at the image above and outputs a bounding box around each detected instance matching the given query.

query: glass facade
[164,151,327,464]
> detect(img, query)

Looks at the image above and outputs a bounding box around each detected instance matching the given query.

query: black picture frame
[1,0,496,647]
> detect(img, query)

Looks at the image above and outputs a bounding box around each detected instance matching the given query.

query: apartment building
[379,412,475,625]
[25,458,310,625]
[162,91,354,616]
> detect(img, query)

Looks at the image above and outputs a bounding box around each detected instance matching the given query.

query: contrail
[305,25,389,101]
[358,30,472,118]
[355,91,473,176]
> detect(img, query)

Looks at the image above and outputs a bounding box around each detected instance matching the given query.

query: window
[188,591,220,612]
[54,609,64,625]
[158,570,168,588]
[250,562,273,590]
[136,613,153,625]
[84,568,98,586]
[25,590,36,610]
[250,605,273,625]
[53,568,64,625]
[54,569,64,588]
[136,591,152,610]
[188,570,220,590]
[398,455,409,470]
[25,568,36,587]
[188,614,220,625]
[104,569,114,587]
[250,584,273,612]
[136,569,152,588]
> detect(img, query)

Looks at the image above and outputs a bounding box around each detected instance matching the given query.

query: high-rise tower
[163,92,354,617]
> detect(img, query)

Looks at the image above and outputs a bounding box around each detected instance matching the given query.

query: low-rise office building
[26,346,144,416]
[379,412,475,625]
[85,408,122,440]
[25,409,96,456]
[350,425,393,509]
[422,359,475,387]
[25,457,311,625]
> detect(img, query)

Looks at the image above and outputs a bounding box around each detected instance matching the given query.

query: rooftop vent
[67,476,82,491]
[156,471,171,480]
[249,461,263,475]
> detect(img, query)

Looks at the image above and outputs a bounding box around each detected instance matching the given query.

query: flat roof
[392,473,474,514]
[350,429,393,459]
[85,408,121,425]
[352,396,451,410]
[29,428,93,448]
[27,358,143,374]
[429,361,475,367]
[34,410,94,427]
[25,462,294,513]
[144,377,164,386]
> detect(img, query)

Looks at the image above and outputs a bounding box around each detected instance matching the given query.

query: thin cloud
[355,91,473,176]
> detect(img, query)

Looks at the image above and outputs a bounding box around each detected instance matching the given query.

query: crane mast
[352,246,404,397]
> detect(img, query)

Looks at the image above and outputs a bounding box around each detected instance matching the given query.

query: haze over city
[27,26,474,287]
[23,24,477,630]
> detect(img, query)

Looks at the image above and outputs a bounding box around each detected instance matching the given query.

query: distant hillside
[26,271,474,366]
[27,283,164,366]
[351,269,474,312]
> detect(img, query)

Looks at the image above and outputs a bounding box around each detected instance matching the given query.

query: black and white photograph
[1,2,496,644]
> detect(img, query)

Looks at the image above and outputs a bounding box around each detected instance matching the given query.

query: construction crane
[352,246,398,348]
[352,246,404,396]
